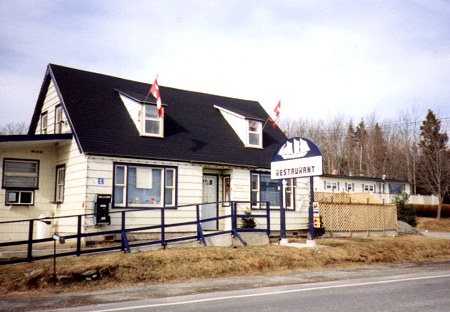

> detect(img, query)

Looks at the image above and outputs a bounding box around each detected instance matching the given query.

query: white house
[313,173,410,199]
[0,64,313,242]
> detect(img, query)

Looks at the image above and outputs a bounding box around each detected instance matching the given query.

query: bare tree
[369,123,388,177]
[0,122,28,135]
[325,115,347,174]
[416,110,449,220]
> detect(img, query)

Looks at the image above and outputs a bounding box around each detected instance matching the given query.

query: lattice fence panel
[316,192,397,233]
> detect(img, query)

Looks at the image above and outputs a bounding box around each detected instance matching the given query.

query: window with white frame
[113,163,176,208]
[222,175,231,205]
[251,172,293,210]
[363,184,375,192]
[6,190,34,205]
[247,120,262,148]
[324,181,339,191]
[114,165,126,206]
[40,111,48,134]
[164,168,176,206]
[251,173,260,206]
[285,179,295,208]
[55,105,63,134]
[345,182,354,192]
[142,104,163,137]
[2,159,39,189]
[2,159,39,205]
[55,165,65,203]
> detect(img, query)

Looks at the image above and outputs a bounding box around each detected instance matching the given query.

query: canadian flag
[150,76,163,118]
[269,100,281,128]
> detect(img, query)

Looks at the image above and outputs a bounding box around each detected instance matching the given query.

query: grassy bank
[416,217,450,232]
[1,235,449,296]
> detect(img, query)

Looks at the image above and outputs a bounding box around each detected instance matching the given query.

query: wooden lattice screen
[315,192,397,235]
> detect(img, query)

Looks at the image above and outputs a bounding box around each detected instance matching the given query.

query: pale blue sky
[1,0,449,127]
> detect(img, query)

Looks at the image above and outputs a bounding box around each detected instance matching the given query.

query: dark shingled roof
[29,64,287,168]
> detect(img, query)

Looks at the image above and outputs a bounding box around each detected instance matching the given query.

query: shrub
[240,208,256,229]
[394,193,417,227]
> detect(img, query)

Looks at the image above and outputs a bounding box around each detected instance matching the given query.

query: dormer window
[214,105,265,149]
[117,90,166,138]
[142,104,163,137]
[247,120,262,148]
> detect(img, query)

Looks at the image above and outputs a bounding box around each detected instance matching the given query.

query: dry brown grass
[1,235,449,297]
[416,217,450,232]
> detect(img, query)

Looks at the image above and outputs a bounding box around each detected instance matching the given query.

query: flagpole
[142,89,152,104]
[262,117,271,129]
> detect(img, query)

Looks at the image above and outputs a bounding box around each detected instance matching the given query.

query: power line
[281,116,450,135]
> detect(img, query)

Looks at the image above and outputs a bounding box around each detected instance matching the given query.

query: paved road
[421,231,450,239]
[33,261,450,312]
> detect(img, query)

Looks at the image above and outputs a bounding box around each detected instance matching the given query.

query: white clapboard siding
[1,138,310,241]
[75,156,206,232]
[0,145,60,241]
[230,168,251,201]
[34,80,71,135]
[52,139,89,235]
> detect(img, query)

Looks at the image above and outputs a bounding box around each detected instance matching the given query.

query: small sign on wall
[98,178,105,185]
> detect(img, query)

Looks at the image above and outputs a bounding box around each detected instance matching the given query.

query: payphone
[94,194,111,225]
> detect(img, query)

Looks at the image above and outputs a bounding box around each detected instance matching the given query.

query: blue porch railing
[0,201,270,265]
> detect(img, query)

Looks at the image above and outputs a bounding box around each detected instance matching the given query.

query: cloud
[0,0,449,126]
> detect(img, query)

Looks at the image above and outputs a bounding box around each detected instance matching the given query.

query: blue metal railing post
[231,201,237,231]
[197,223,207,246]
[196,204,200,241]
[161,208,166,247]
[280,180,287,240]
[76,215,82,256]
[27,220,34,262]
[121,211,130,253]
[266,201,271,236]
[309,176,316,240]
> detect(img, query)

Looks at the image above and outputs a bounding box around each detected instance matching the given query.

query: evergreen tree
[416,110,449,220]
[371,123,387,177]
[355,119,367,176]
[394,193,417,227]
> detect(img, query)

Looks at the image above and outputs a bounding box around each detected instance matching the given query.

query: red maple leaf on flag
[269,100,281,128]
[150,76,163,118]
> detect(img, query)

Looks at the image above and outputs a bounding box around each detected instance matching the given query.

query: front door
[202,175,218,230]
